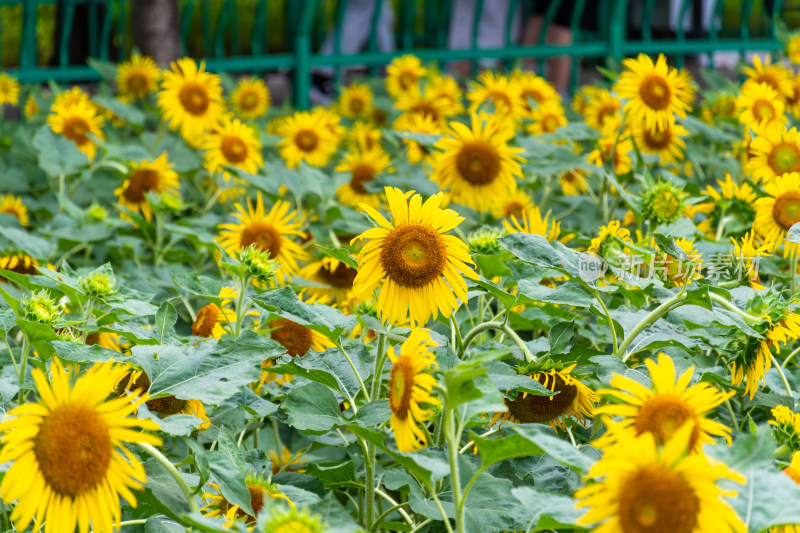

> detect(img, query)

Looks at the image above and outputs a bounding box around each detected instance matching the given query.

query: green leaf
[251,286,357,340]
[49,341,121,364]
[472,432,548,468]
[172,273,223,301]
[155,301,177,343]
[305,461,361,488]
[16,319,58,344]
[281,382,343,431]
[141,457,195,521]
[517,279,595,307]
[270,344,371,399]
[315,244,358,270]
[788,222,800,244]
[92,95,145,126]
[207,427,253,517]
[512,486,584,531]
[651,233,690,261]
[32,126,87,177]
[548,321,574,355]
[511,425,594,472]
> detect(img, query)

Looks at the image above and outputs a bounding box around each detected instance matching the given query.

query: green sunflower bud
[78,271,116,300]
[238,244,278,283]
[641,181,685,225]
[87,203,108,222]
[467,227,507,255]
[19,290,61,325]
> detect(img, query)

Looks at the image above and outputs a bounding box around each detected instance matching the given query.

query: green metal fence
[0,0,788,109]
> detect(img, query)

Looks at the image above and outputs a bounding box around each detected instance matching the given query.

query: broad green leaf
[651,232,690,261]
[305,461,360,488]
[207,427,253,517]
[155,301,177,343]
[32,126,88,177]
[172,273,223,301]
[517,279,595,307]
[511,425,595,472]
[281,382,343,432]
[315,244,358,270]
[50,341,122,364]
[549,321,574,355]
[512,486,584,531]
[251,286,357,340]
[472,432,547,468]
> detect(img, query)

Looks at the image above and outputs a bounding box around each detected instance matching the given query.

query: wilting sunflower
[116,370,210,430]
[338,82,373,119]
[575,422,746,533]
[387,328,439,452]
[201,474,291,526]
[656,237,703,286]
[632,121,689,164]
[502,207,563,242]
[527,102,568,135]
[277,110,339,169]
[393,112,440,164]
[158,57,224,146]
[742,54,794,99]
[513,70,560,111]
[217,193,308,284]
[335,146,392,208]
[269,446,307,475]
[298,257,358,308]
[48,99,105,160]
[268,315,334,357]
[0,72,19,105]
[0,358,161,533]
[204,116,263,177]
[431,113,524,212]
[86,331,123,352]
[731,311,800,399]
[754,172,800,256]
[192,287,239,339]
[394,86,460,125]
[491,364,597,431]
[0,194,29,226]
[559,167,590,196]
[737,81,788,130]
[596,353,733,452]
[584,88,622,132]
[467,71,526,118]
[695,174,757,238]
[614,53,695,129]
[386,54,426,98]
[115,153,180,222]
[748,125,800,183]
[352,187,478,326]
[491,189,535,220]
[230,76,270,119]
[116,55,160,102]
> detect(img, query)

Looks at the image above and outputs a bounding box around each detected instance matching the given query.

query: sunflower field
[5,44,800,533]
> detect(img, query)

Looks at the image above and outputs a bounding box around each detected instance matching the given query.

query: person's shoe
[310,72,335,105]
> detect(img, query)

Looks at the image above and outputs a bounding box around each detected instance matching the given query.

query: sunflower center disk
[639,75,672,110]
[124,168,160,203]
[349,98,366,114]
[294,130,319,152]
[320,262,357,288]
[398,72,417,91]
[643,128,672,150]
[455,141,501,185]
[774,191,800,230]
[411,102,439,122]
[770,144,800,174]
[240,222,282,259]
[33,404,113,496]
[221,136,249,164]
[380,223,447,288]
[389,358,414,420]
[147,396,189,415]
[63,117,90,144]
[270,318,313,357]
[241,91,259,111]
[652,191,680,219]
[350,164,376,194]
[633,394,699,447]
[618,465,700,533]
[179,82,210,115]
[505,373,578,423]
[542,115,560,133]
[753,99,775,121]
[193,303,221,337]
[505,201,526,218]
[128,73,147,92]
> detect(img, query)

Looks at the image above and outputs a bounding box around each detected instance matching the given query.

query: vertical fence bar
[641,0,654,42]
[608,0,628,64]
[538,0,563,78]
[368,0,383,76]
[470,0,486,75]
[674,0,693,68]
[202,0,212,57]
[251,0,268,55]
[20,0,38,70]
[88,0,100,59]
[231,0,241,56]
[332,0,348,90]
[503,0,521,71]
[740,0,754,60]
[294,0,317,109]
[570,0,588,93]
[117,0,128,59]
[399,0,417,50]
[215,0,231,57]
[59,2,76,67]
[180,1,196,57]
[708,0,725,68]
[100,0,115,61]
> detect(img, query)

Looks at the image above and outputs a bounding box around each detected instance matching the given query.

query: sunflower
[754,172,800,256]
[742,55,794,99]
[588,133,634,175]
[386,54,426,98]
[773,452,800,533]
[338,82,373,119]
[230,76,270,119]
[0,72,19,105]
[0,194,29,226]
[0,252,39,279]
[116,55,160,102]
[614,53,695,130]
[701,93,739,123]
[192,287,240,339]
[467,71,526,118]
[24,94,39,119]
[502,207,563,242]
[115,153,180,222]
[298,257,358,309]
[204,116,263,177]
[352,187,478,326]
[632,121,689,164]
[265,507,327,533]
[641,181,686,226]
[335,146,392,209]
[527,102,568,135]
[426,72,464,114]
[0,358,161,533]
[730,231,772,289]
[48,99,105,160]
[491,189,535,220]
[559,167,589,196]
[86,332,123,352]
[748,125,800,183]
[269,446,307,475]
[731,312,800,399]
[116,370,210,430]
[789,36,800,64]
[584,89,622,131]
[201,474,291,526]
[588,220,633,257]
[737,81,788,130]
[217,193,308,284]
[386,328,439,452]
[770,405,800,454]
[393,112,440,164]
[157,57,224,147]
[575,422,746,533]
[268,316,334,357]
[695,174,757,238]
[654,237,702,286]
[394,86,460,126]
[53,86,90,108]
[513,70,560,111]
[277,110,339,169]
[596,353,733,452]
[431,113,524,212]
[787,72,800,119]
[348,120,382,152]
[491,364,597,431]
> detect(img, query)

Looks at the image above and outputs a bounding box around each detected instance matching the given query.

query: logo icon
[578,251,608,282]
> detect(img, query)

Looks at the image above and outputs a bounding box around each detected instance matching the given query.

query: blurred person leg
[448,0,517,77]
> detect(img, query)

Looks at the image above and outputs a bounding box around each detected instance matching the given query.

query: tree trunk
[132,0,181,66]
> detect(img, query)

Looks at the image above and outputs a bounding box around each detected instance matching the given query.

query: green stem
[233,275,250,338]
[769,351,794,397]
[137,442,199,513]
[17,336,31,402]
[445,408,464,533]
[358,436,377,531]
[792,253,798,297]
[708,293,762,325]
[724,398,739,430]
[460,321,536,363]
[372,334,387,401]
[337,340,370,402]
[450,315,463,355]
[784,345,800,368]
[594,290,618,354]
[426,483,454,533]
[373,489,415,530]
[616,292,689,362]
[409,519,433,533]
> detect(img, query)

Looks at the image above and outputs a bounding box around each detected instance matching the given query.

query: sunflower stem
[783,345,800,368]
[450,315,463,354]
[358,435,377,532]
[617,292,689,362]
[17,336,31,401]
[373,489,415,530]
[769,351,794,397]
[233,275,250,338]
[708,293,762,326]
[372,334,387,401]
[137,442,200,514]
[792,253,798,297]
[459,321,536,363]
[724,398,739,430]
[594,290,618,354]
[445,408,465,533]
[338,339,371,402]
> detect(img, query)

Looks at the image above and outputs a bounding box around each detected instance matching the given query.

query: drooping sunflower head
[754,171,800,255]
[157,57,224,146]
[116,55,161,102]
[298,257,359,308]
[115,153,180,222]
[491,364,598,431]
[771,405,800,455]
[467,71,526,118]
[575,422,746,533]
[0,72,20,106]
[230,76,270,119]
[386,54,426,98]
[729,231,772,289]
[596,353,734,452]
[748,125,800,183]
[0,252,40,281]
[116,369,211,429]
[387,328,439,452]
[338,82,374,119]
[742,54,794,99]
[201,474,292,526]
[47,99,106,160]
[203,115,263,175]
[269,314,335,358]
[696,174,757,238]
[0,194,29,226]
[334,146,392,209]
[276,110,339,169]
[641,181,686,226]
[654,237,703,287]
[352,187,479,326]
[737,81,788,130]
[633,121,689,164]
[614,53,695,129]
[431,113,525,211]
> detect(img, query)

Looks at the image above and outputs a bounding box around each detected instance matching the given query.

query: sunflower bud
[262,507,327,533]
[78,271,116,300]
[641,181,685,225]
[87,203,108,222]
[355,300,378,318]
[56,327,82,343]
[19,290,61,325]
[238,244,278,283]
[158,194,183,213]
[467,227,506,255]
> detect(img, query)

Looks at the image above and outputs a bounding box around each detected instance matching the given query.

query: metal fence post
[607,0,628,64]
[293,0,317,110]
